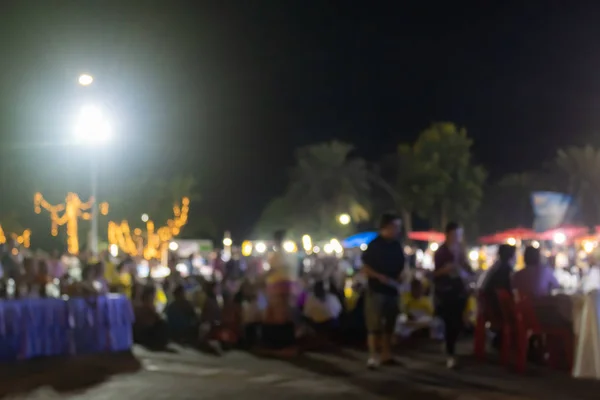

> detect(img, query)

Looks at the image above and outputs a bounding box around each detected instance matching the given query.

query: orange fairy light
[108,197,190,260]
[34,192,108,254]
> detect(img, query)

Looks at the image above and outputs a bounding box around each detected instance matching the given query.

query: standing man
[361,212,405,369]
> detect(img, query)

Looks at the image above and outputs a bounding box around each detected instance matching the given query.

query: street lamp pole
[90,155,98,255]
[77,72,110,256]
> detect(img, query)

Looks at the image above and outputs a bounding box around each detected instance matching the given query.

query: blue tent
[342,231,377,248]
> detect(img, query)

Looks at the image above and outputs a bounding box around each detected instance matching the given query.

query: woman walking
[433,222,473,369]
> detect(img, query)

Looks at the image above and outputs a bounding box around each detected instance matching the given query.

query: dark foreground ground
[0,341,598,400]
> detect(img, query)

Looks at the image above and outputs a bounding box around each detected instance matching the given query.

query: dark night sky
[1,1,600,240]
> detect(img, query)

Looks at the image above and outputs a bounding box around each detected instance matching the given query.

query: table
[573,290,600,379]
[0,294,134,362]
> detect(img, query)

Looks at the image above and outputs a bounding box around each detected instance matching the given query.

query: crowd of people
[5,211,578,372]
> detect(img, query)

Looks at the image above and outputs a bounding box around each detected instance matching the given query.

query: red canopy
[478,227,539,244]
[539,224,588,241]
[408,230,445,243]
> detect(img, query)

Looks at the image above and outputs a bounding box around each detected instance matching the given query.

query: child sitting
[396,279,436,339]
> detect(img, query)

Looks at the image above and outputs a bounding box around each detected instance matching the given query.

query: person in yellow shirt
[402,279,434,318]
[396,279,434,338]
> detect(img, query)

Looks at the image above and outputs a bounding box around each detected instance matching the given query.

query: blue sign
[531,191,573,232]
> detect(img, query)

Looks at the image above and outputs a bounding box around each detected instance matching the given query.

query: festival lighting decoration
[241,241,253,257]
[12,230,31,248]
[34,192,109,254]
[107,197,190,260]
[0,226,31,248]
[302,235,312,253]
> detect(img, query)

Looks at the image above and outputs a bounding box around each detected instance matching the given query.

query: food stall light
[506,237,517,246]
[168,241,179,251]
[223,238,233,247]
[312,246,320,253]
[429,242,439,251]
[323,244,333,254]
[109,244,119,257]
[469,249,479,261]
[283,240,297,253]
[531,240,540,249]
[241,241,253,257]
[255,242,267,253]
[330,238,343,254]
[583,241,595,253]
[553,232,566,245]
[359,243,368,251]
[338,213,351,225]
[176,263,189,277]
[302,235,312,252]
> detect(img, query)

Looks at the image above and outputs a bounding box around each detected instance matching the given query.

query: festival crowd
[0,210,576,371]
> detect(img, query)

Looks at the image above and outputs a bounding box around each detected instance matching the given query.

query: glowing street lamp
[74,72,112,255]
[338,213,351,225]
[302,235,312,252]
[553,232,566,245]
[74,105,112,145]
[78,74,94,86]
[255,242,266,253]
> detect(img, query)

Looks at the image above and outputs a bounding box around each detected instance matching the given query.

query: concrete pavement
[0,343,598,399]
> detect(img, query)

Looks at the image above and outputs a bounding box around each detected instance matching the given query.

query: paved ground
[0,342,598,399]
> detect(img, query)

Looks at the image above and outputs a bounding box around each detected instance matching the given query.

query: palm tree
[285,141,371,237]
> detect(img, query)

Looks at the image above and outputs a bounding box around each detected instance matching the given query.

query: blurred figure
[361,213,404,369]
[481,244,516,316]
[433,222,472,369]
[512,246,560,299]
[92,262,109,294]
[262,230,297,352]
[2,239,20,281]
[48,250,66,280]
[133,286,168,350]
[303,280,342,333]
[396,279,435,339]
[240,279,266,348]
[165,285,198,344]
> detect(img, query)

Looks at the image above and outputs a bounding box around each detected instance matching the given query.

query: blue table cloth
[0,294,134,361]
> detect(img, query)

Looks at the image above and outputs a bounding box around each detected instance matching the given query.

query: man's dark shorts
[364,290,399,334]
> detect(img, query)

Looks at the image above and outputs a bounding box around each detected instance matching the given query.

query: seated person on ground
[303,280,342,329]
[396,279,435,338]
[134,286,168,349]
[198,280,222,341]
[240,280,266,347]
[165,285,198,343]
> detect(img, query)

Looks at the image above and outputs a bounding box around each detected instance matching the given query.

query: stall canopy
[538,224,588,241]
[342,231,377,248]
[478,227,539,244]
[407,230,445,243]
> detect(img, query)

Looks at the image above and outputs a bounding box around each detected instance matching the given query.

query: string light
[0,226,31,248]
[11,230,31,248]
[34,192,107,254]
[108,197,190,260]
